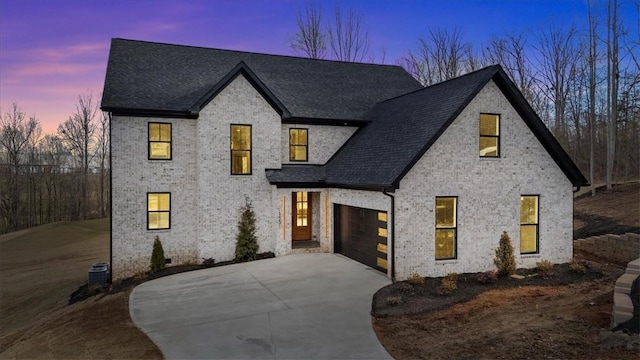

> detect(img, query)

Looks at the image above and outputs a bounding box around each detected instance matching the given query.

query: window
[435,197,457,259]
[289,128,308,161]
[479,114,500,157]
[520,195,539,253]
[231,125,251,174]
[148,193,170,230]
[148,123,171,159]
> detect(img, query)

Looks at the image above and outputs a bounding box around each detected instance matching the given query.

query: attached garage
[334,204,388,273]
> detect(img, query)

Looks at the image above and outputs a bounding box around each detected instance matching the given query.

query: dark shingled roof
[101,39,587,190]
[268,65,588,189]
[101,38,422,121]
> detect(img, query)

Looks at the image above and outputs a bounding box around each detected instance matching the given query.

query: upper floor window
[149,123,172,160]
[231,125,251,175]
[520,195,539,254]
[148,192,170,230]
[479,114,500,157]
[289,128,308,161]
[435,197,457,260]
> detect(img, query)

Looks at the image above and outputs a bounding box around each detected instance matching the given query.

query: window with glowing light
[231,125,251,174]
[289,128,308,161]
[520,195,539,253]
[149,123,172,159]
[435,197,457,260]
[147,193,170,230]
[479,114,500,157]
[295,192,308,226]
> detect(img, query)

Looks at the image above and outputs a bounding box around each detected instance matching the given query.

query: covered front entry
[292,192,312,241]
[334,204,388,273]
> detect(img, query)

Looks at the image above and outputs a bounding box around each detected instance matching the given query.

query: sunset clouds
[1,0,637,134]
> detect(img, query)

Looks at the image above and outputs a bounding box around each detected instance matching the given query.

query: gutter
[108,112,113,284]
[382,189,396,282]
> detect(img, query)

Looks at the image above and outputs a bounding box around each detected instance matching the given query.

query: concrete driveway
[129,253,392,359]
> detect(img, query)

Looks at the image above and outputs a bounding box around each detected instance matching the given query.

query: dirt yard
[0,219,161,359]
[373,182,640,359]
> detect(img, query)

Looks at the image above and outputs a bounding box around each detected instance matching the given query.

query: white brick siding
[195,74,281,266]
[281,124,357,165]
[111,76,574,282]
[111,116,199,278]
[393,80,573,279]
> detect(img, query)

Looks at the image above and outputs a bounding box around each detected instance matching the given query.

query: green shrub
[235,198,259,262]
[407,273,425,285]
[535,259,554,272]
[493,231,516,277]
[150,236,166,273]
[441,272,458,291]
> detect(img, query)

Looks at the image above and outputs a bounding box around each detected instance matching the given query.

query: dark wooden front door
[292,192,312,241]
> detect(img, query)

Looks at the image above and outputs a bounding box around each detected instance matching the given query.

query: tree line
[290,1,640,193]
[0,94,109,234]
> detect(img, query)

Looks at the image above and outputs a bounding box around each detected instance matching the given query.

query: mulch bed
[372,262,604,318]
[69,252,275,305]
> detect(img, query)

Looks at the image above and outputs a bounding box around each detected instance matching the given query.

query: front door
[292,192,312,241]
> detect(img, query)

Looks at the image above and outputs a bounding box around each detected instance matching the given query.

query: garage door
[334,204,388,273]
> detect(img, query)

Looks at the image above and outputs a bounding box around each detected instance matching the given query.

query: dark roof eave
[190,61,291,118]
[102,107,198,119]
[283,117,370,127]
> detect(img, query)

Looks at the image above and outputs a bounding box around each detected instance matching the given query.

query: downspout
[382,189,396,283]
[108,112,113,284]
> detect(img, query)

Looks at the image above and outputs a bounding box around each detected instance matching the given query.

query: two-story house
[101,39,588,281]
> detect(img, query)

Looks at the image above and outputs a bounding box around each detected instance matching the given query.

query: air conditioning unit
[88,262,110,287]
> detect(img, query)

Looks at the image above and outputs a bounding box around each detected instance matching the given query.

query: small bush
[441,272,458,291]
[569,260,587,274]
[202,257,216,267]
[407,273,425,285]
[386,296,402,306]
[493,231,516,277]
[150,236,166,273]
[235,198,259,262]
[536,259,554,272]
[476,270,498,284]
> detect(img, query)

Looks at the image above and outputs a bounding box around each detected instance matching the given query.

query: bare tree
[401,28,471,86]
[535,24,584,147]
[587,0,599,196]
[290,2,326,59]
[0,103,39,232]
[606,0,620,190]
[39,134,68,222]
[327,5,370,62]
[58,93,97,220]
[95,111,109,218]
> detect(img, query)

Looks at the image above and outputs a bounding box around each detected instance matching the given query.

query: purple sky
[0,0,636,134]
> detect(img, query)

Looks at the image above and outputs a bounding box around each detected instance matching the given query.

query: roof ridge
[376,65,501,104]
[111,38,408,69]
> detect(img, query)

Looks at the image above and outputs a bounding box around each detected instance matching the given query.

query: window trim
[289,128,309,162]
[147,192,171,230]
[435,196,458,260]
[148,122,172,160]
[230,124,252,175]
[520,194,539,254]
[479,113,500,158]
